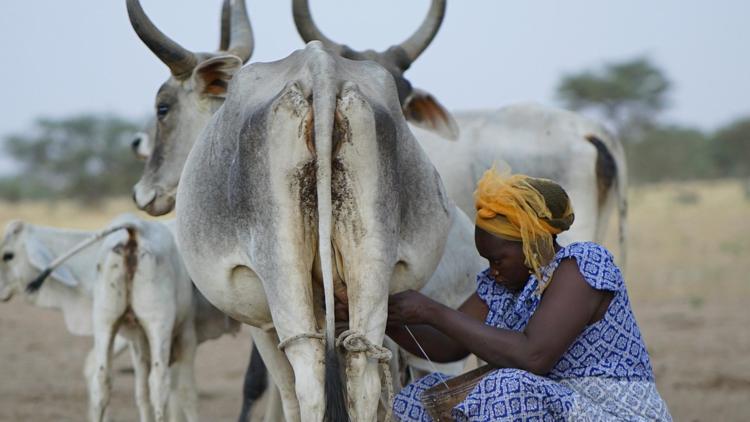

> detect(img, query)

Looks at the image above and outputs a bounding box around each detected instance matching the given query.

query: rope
[404,325,450,390]
[276,331,325,351]
[276,329,396,420]
[336,329,395,422]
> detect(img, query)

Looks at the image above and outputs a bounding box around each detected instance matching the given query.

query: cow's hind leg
[89,317,121,422]
[171,324,199,422]
[248,326,300,422]
[90,258,129,422]
[261,270,325,421]
[84,337,129,422]
[340,263,390,422]
[128,329,155,422]
[141,316,174,422]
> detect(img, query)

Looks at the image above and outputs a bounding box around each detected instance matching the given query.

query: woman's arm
[386,293,489,362]
[389,259,612,374]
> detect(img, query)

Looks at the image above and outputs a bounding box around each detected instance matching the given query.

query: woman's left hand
[388,290,438,327]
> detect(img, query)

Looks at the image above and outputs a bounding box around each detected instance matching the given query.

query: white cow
[293,0,628,265]
[0,214,241,422]
[126,1,483,421]
[173,41,459,421]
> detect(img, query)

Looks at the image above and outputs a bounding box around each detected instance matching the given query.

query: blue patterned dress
[393,242,671,421]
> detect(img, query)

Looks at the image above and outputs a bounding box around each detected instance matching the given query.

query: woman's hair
[474,166,574,290]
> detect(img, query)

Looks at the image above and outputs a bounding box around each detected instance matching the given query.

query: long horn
[396,0,446,65]
[292,0,343,53]
[226,0,254,63]
[219,0,231,51]
[126,0,197,79]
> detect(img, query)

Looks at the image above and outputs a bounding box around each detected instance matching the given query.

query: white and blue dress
[393,242,672,421]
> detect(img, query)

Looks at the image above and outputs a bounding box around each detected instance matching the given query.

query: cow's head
[131,116,156,161]
[0,222,78,302]
[129,0,254,215]
[293,0,458,140]
[0,221,24,301]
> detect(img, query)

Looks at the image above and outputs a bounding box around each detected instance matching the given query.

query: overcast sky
[0,0,748,167]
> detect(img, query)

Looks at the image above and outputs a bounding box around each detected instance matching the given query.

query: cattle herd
[0,1,628,421]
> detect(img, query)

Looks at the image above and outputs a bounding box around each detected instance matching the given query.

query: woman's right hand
[387,289,438,327]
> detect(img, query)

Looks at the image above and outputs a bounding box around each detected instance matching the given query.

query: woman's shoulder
[555,242,623,292]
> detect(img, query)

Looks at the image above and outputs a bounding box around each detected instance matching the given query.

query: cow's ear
[192,55,243,98]
[6,220,23,236]
[403,88,460,141]
[24,236,79,288]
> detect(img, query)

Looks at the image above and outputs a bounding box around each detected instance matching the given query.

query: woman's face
[475,226,530,292]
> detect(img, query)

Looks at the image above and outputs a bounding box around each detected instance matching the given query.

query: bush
[2,114,143,203]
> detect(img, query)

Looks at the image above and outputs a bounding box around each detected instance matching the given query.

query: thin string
[404,325,450,390]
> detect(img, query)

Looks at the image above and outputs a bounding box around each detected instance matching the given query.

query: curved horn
[226,0,254,63]
[396,0,446,64]
[126,0,197,79]
[292,0,343,52]
[219,0,231,51]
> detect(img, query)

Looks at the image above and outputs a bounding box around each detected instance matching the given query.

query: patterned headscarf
[474,167,575,290]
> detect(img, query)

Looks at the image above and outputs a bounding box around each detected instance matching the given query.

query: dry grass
[1,179,749,421]
[0,198,166,230]
[605,179,750,421]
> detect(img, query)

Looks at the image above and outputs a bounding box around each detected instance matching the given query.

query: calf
[0,214,240,422]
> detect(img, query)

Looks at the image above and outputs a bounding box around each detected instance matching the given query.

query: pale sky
[0,0,748,172]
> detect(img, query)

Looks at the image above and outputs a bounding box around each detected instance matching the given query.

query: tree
[711,117,750,178]
[556,57,671,141]
[2,114,143,203]
[625,125,717,184]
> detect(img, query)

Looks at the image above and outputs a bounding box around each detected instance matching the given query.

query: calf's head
[0,222,78,301]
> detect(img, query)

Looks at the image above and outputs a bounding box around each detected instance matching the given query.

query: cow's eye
[157,103,170,119]
[2,252,13,262]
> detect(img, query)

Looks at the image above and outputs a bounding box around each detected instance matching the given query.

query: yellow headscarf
[474,167,575,292]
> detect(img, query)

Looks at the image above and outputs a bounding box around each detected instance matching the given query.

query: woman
[385,168,671,421]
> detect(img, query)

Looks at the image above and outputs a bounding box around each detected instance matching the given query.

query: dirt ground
[1,179,749,421]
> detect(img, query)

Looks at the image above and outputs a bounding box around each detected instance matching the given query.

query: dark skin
[335,226,613,375]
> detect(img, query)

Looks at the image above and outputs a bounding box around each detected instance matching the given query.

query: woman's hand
[335,289,439,326]
[387,290,438,327]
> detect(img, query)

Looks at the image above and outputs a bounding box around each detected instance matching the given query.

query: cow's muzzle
[133,182,175,216]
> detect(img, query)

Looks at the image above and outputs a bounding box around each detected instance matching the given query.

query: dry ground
[0,179,748,421]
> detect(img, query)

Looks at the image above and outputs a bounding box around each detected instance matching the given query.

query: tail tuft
[324,345,349,422]
[26,269,52,293]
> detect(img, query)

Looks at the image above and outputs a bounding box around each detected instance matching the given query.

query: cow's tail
[587,133,628,271]
[312,68,350,422]
[614,140,628,272]
[26,224,138,293]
